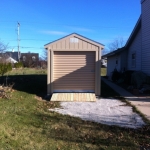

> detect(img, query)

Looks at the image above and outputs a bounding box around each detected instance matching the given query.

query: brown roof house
[103,0,150,77]
[44,33,104,100]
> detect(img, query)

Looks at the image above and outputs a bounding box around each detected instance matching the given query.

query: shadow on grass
[0,75,121,101]
[28,111,140,148]
[0,74,48,99]
[101,80,120,98]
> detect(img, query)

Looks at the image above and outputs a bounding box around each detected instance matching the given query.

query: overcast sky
[0,0,141,56]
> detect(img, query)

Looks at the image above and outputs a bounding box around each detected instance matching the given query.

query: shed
[44,33,104,97]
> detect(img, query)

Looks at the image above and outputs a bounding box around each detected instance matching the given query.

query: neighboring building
[20,53,39,67]
[102,47,127,76]
[44,33,104,96]
[0,51,18,63]
[104,0,150,76]
[101,57,107,68]
[6,57,18,63]
[5,51,19,62]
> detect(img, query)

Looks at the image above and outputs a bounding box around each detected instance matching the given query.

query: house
[20,53,39,67]
[0,51,18,63]
[101,57,107,68]
[5,51,19,62]
[6,57,18,63]
[44,33,104,96]
[104,0,150,77]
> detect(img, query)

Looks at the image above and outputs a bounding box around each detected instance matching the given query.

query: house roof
[102,47,125,58]
[6,57,18,63]
[44,33,105,48]
[102,15,141,58]
[125,16,141,49]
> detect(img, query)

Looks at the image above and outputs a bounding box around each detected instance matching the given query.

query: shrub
[0,63,12,76]
[14,62,23,68]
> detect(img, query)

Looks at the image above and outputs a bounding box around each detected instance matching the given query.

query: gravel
[49,98,145,128]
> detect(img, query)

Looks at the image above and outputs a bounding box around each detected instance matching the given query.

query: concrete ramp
[51,93,96,102]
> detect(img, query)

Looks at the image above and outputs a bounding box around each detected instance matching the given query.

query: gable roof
[125,16,141,49]
[6,57,18,63]
[102,47,125,57]
[44,33,104,48]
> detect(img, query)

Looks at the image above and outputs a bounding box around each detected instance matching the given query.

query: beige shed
[44,33,104,97]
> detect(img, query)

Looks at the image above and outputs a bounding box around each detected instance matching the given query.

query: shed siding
[107,55,121,77]
[49,36,99,51]
[45,33,104,96]
[127,28,142,71]
[141,0,150,75]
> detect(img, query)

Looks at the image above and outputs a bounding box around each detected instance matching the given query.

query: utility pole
[17,22,20,62]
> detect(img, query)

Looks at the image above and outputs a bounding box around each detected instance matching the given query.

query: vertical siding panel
[53,44,56,49]
[79,39,82,49]
[62,40,65,49]
[87,43,92,50]
[70,42,74,50]
[57,42,61,50]
[66,38,69,49]
[127,28,142,71]
[92,45,95,50]
[74,39,79,49]
[83,41,87,49]
[141,0,150,75]
[51,50,54,93]
[47,49,51,94]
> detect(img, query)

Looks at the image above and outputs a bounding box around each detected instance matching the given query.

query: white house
[104,0,150,76]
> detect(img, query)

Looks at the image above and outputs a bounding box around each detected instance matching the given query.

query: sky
[0,0,141,57]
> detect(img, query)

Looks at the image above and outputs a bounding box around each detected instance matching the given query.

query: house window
[23,56,26,61]
[131,53,136,67]
[32,56,36,61]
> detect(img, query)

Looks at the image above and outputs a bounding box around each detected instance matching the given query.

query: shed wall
[45,33,103,96]
[48,36,99,51]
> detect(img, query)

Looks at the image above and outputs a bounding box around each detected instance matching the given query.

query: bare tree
[102,48,109,56]
[108,37,125,51]
[42,49,47,61]
[0,41,8,53]
[0,41,9,63]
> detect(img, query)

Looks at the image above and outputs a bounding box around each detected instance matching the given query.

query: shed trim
[44,33,104,49]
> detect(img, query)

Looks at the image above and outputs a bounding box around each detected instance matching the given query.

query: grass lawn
[101,68,107,76]
[0,68,150,149]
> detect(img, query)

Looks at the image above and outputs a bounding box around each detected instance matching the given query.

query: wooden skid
[51,93,96,102]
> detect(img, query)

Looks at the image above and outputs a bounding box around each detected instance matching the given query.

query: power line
[1,39,51,41]
[0,20,133,29]
[9,46,44,49]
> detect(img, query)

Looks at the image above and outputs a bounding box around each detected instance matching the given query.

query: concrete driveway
[102,77,150,121]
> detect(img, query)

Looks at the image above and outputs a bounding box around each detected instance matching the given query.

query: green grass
[101,68,107,76]
[7,68,47,75]
[0,68,150,149]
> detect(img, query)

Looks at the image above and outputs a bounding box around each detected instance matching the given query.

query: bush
[14,62,23,68]
[0,63,12,76]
